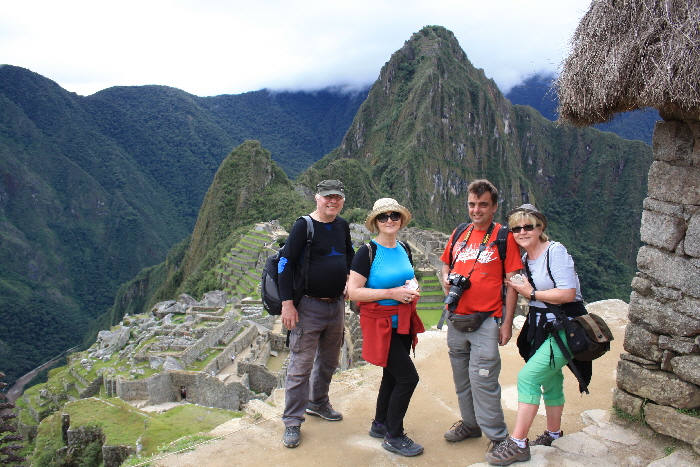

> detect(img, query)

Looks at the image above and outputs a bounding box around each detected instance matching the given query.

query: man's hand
[441,264,451,294]
[499,322,512,346]
[281,300,299,330]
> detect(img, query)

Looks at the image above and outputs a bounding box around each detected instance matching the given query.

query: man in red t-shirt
[439,179,523,458]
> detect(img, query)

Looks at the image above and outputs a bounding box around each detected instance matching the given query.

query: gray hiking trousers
[283,295,344,427]
[447,316,508,441]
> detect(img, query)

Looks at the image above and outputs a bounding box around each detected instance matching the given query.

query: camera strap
[439,223,496,329]
[450,222,496,270]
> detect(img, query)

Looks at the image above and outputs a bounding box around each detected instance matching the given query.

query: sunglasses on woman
[377,212,402,223]
[511,224,537,233]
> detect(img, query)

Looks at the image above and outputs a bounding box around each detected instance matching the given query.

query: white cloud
[0,0,591,96]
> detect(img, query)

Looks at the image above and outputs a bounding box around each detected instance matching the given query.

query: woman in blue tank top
[348,198,425,457]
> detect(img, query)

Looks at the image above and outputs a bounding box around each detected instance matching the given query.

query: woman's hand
[507,278,534,299]
[388,286,420,303]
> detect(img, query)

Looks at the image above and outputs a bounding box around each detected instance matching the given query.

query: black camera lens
[444,274,471,311]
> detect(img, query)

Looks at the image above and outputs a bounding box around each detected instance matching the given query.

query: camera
[444,273,471,311]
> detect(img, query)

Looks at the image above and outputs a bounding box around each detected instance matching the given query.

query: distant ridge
[506,73,659,145]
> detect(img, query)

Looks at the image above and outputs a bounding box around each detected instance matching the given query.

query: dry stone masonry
[616,119,700,454]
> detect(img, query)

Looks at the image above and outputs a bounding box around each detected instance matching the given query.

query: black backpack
[261,216,314,315]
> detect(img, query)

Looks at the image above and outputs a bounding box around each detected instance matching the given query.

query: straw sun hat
[365,198,412,233]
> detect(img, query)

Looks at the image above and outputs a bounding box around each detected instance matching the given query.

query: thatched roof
[557,0,700,125]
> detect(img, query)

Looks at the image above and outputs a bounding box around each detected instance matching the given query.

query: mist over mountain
[505,73,658,145]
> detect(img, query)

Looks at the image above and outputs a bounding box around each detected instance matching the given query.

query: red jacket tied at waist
[359,301,425,367]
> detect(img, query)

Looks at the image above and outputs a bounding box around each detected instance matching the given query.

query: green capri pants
[517,330,571,406]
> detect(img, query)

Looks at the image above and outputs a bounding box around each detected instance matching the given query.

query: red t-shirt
[440,223,523,316]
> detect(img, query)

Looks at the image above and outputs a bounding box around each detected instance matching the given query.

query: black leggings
[374,329,419,437]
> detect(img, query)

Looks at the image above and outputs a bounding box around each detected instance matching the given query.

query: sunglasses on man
[511,224,537,233]
[377,212,402,223]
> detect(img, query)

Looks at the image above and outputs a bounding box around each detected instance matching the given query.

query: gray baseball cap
[316,180,345,197]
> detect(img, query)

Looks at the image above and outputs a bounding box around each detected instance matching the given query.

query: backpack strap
[367,240,413,268]
[524,244,555,291]
[300,215,314,291]
[398,240,413,266]
[493,224,508,275]
[366,241,377,267]
[549,324,590,394]
[448,223,471,269]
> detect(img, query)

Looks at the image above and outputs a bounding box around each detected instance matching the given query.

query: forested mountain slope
[0,65,364,384]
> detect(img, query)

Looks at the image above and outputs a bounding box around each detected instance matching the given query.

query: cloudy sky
[2,0,592,97]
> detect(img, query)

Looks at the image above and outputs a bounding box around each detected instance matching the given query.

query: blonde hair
[508,211,549,242]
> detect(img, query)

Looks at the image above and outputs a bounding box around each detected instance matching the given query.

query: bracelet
[530,290,536,301]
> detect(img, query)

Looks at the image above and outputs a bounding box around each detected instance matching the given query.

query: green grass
[417,308,444,327]
[32,397,242,464]
[677,408,700,419]
[123,434,214,466]
[612,404,646,425]
[187,349,219,371]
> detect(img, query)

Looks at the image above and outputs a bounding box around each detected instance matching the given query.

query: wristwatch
[530,290,536,301]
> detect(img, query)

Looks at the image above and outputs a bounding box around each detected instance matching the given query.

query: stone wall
[115,370,253,411]
[179,314,240,366]
[401,227,450,270]
[615,119,700,454]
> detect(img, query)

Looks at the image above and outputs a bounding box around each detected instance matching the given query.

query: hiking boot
[306,403,343,421]
[382,433,424,457]
[485,437,531,466]
[444,420,482,442]
[530,430,563,446]
[282,426,301,448]
[369,420,387,438]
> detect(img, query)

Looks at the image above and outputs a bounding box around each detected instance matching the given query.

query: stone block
[671,298,700,322]
[612,387,645,418]
[651,286,683,302]
[621,352,660,369]
[684,212,700,258]
[671,355,700,386]
[631,276,653,296]
[551,431,608,456]
[652,120,695,163]
[640,210,686,251]
[659,335,699,354]
[628,292,700,336]
[648,161,700,205]
[623,321,663,362]
[616,359,700,409]
[637,246,700,298]
[661,350,677,371]
[645,403,700,448]
[643,197,685,217]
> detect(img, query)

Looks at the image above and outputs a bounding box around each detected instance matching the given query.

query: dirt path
[147,307,629,467]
